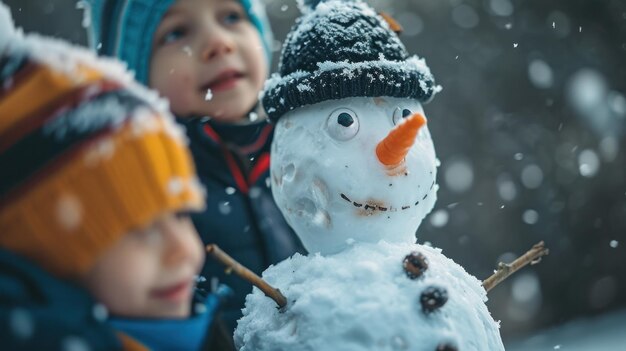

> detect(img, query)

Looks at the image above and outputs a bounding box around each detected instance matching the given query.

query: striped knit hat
[0,20,205,279]
[81,0,274,84]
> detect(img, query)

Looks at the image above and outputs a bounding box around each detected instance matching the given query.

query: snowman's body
[235,242,504,351]
[235,1,505,350]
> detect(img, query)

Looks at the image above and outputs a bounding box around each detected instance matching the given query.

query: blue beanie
[82,0,274,84]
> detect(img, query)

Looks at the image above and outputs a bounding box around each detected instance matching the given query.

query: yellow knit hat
[0,41,205,279]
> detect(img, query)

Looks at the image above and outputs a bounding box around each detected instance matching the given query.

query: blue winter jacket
[0,249,221,350]
[0,249,124,350]
[178,116,305,333]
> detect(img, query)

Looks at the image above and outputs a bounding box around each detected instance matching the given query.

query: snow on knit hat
[0,11,205,279]
[81,0,274,84]
[262,0,439,122]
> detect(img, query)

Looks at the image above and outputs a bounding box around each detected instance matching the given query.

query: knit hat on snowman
[262,0,440,122]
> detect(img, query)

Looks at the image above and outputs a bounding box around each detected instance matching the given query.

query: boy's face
[82,213,204,319]
[149,0,268,122]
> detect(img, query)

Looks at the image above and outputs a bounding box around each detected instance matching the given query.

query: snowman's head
[270,96,438,255]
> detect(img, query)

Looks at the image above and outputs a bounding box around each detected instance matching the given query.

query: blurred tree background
[3,0,625,345]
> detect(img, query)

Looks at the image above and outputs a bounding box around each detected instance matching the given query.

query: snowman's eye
[326,108,360,141]
[393,107,413,125]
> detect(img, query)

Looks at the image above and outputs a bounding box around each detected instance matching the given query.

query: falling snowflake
[61,336,90,351]
[429,209,449,228]
[168,177,185,195]
[218,201,232,215]
[249,187,262,199]
[92,304,108,322]
[56,193,83,231]
[9,308,34,339]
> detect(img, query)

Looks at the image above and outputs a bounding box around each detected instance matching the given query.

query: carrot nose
[376,113,427,167]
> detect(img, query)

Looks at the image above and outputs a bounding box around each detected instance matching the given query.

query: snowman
[235,1,505,350]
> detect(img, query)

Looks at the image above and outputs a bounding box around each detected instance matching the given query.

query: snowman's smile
[339,180,435,213]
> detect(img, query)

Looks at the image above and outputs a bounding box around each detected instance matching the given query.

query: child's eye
[132,224,163,245]
[223,10,244,25]
[175,210,193,220]
[160,26,188,45]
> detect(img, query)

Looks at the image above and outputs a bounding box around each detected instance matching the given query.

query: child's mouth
[150,280,193,303]
[203,70,244,93]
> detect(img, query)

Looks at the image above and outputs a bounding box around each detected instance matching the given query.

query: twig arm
[206,244,287,309]
[483,241,549,292]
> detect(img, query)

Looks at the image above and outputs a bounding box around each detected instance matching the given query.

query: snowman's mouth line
[339,180,435,212]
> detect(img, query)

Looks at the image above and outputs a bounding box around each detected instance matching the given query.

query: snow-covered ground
[506,309,626,351]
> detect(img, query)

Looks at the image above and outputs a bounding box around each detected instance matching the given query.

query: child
[0,7,223,349]
[84,0,305,333]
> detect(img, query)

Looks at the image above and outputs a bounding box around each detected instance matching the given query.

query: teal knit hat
[82,0,274,84]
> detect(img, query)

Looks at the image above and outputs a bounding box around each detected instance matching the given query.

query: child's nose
[162,217,203,267]
[200,27,236,61]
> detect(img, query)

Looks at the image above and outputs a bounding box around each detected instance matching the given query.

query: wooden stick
[482,241,549,292]
[379,12,403,34]
[206,244,287,309]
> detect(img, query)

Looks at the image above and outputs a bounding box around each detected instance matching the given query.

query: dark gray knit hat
[262,0,439,122]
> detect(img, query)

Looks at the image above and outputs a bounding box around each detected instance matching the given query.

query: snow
[510,272,541,303]
[520,164,543,189]
[528,59,554,89]
[263,0,439,103]
[578,149,600,177]
[75,1,91,29]
[43,94,128,141]
[443,159,474,193]
[167,177,185,195]
[218,201,232,215]
[235,241,504,351]
[429,209,449,228]
[56,193,83,231]
[522,209,539,224]
[0,7,173,127]
[497,174,518,201]
[249,187,262,199]
[205,89,213,101]
[269,97,437,255]
[0,3,16,53]
[92,304,109,322]
[61,336,90,351]
[0,13,191,154]
[183,46,193,57]
[248,111,259,122]
[82,138,115,167]
[452,5,480,29]
[566,68,624,137]
[9,308,34,340]
[507,309,626,351]
[489,0,514,17]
